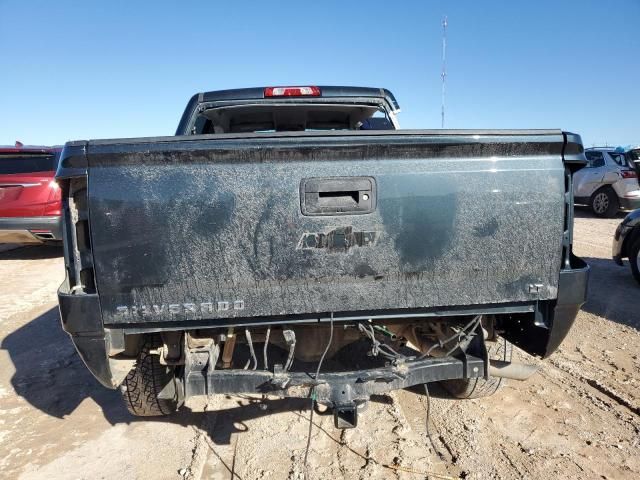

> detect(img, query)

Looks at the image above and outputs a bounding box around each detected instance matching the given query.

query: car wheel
[630,238,640,285]
[120,337,179,416]
[591,187,619,218]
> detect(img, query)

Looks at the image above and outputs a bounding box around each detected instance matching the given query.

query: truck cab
[176,86,400,135]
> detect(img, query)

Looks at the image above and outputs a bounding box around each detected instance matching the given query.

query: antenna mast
[441,16,447,129]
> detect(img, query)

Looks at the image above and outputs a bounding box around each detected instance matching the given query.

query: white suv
[574,147,640,217]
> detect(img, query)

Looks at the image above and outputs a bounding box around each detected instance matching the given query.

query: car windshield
[0,154,57,175]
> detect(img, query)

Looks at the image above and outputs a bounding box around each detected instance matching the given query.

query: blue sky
[1,0,638,147]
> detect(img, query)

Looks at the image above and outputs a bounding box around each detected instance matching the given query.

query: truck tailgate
[86,131,567,325]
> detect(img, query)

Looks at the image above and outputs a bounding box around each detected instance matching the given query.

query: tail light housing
[57,143,96,295]
[65,177,95,293]
[44,180,62,216]
[621,170,637,179]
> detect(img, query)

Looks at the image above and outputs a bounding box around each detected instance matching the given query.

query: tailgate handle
[301,177,376,216]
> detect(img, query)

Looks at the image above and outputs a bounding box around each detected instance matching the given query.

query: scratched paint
[84,133,566,324]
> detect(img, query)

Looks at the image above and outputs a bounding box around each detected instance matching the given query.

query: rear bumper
[0,216,62,243]
[59,259,590,392]
[502,254,590,359]
[619,196,640,211]
[542,256,590,357]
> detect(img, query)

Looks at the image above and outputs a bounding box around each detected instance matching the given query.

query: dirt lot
[0,210,638,480]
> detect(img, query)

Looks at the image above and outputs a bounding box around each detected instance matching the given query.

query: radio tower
[441,16,447,129]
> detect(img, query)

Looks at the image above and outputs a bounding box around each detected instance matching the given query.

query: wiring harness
[421,314,483,358]
[357,323,405,362]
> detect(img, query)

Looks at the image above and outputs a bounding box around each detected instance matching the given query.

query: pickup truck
[56,86,589,427]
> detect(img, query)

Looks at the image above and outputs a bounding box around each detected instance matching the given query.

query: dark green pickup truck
[56,86,589,428]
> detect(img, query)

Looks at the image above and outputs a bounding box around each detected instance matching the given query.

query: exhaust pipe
[384,324,538,381]
[31,231,55,240]
[489,360,538,381]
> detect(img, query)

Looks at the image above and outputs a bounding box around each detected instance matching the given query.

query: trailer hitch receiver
[334,404,358,429]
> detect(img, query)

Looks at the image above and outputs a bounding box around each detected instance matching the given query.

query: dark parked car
[612,208,640,284]
[0,142,62,244]
[56,86,589,427]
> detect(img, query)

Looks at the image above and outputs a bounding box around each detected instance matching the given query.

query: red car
[0,142,62,244]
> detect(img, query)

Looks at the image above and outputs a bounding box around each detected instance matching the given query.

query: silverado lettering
[116,300,245,317]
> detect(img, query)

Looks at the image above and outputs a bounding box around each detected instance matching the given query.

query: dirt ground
[0,209,638,480]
